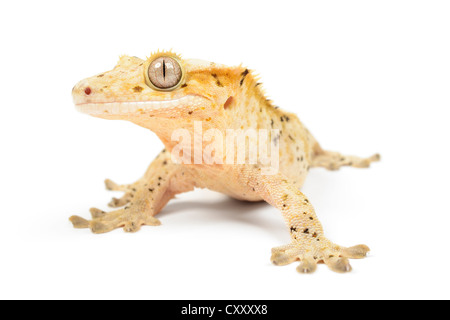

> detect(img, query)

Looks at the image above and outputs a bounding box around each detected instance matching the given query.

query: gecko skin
[70,51,380,274]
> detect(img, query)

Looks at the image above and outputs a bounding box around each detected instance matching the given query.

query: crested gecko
[70,51,380,274]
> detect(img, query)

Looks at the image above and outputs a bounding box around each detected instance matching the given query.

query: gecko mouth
[75,95,208,116]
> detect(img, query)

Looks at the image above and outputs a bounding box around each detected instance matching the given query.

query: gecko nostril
[84,87,92,95]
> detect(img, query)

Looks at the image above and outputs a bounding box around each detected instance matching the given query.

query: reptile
[70,51,380,274]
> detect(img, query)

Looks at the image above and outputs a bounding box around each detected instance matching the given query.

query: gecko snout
[72,80,98,105]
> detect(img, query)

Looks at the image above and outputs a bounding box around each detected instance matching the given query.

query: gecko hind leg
[311,150,380,171]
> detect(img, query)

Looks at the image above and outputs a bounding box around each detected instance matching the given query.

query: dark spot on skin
[288,135,294,141]
[313,232,318,238]
[157,183,161,186]
[162,149,166,153]
[224,96,234,109]
[273,134,280,146]
[158,177,162,180]
[148,188,154,192]
[188,111,193,115]
[162,160,167,165]
[240,69,249,86]
[290,227,297,233]
[303,229,309,234]
[270,119,274,127]
[329,255,334,258]
[255,83,261,87]
[274,106,280,109]
[133,86,144,93]
[280,117,284,122]
[212,73,223,87]
[84,87,91,95]
[309,217,314,220]
[97,74,104,78]
[132,188,136,192]
[304,199,309,203]
[181,83,188,88]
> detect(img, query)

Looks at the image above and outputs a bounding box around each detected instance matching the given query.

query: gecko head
[72,51,244,123]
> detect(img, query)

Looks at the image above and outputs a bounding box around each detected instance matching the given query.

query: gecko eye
[147,56,182,90]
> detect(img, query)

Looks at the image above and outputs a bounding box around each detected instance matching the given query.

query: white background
[0,0,449,300]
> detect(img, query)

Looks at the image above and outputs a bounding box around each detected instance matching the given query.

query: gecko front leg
[242,167,370,273]
[70,150,193,234]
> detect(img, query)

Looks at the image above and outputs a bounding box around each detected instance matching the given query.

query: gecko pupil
[148,56,182,90]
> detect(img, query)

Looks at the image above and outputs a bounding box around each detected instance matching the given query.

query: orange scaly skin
[70,51,380,274]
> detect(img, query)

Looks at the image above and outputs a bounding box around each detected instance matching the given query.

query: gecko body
[71,51,379,273]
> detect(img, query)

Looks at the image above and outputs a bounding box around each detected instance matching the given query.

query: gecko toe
[108,193,132,208]
[105,179,120,191]
[325,256,352,273]
[90,208,106,218]
[370,153,381,162]
[90,221,115,234]
[69,215,89,229]
[123,221,141,233]
[296,257,317,274]
[342,244,370,259]
[271,252,298,266]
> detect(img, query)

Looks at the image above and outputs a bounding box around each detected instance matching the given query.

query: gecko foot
[271,239,369,274]
[69,202,161,234]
